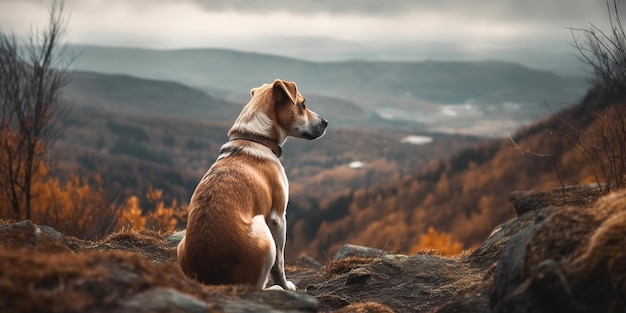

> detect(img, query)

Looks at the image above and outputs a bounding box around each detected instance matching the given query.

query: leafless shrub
[0,1,72,219]
[562,0,626,191]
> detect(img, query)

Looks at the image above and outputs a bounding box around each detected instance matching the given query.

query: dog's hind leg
[250,215,276,289]
[267,211,297,291]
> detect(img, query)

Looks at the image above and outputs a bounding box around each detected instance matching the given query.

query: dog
[177,79,327,290]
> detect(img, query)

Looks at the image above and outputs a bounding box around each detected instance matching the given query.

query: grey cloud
[29,0,621,28]
[23,0,624,18]
[181,0,611,22]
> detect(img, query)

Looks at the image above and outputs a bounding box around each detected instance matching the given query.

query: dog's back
[177,151,284,286]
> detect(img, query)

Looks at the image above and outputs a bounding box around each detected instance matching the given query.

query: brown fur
[178,156,284,285]
[178,79,327,288]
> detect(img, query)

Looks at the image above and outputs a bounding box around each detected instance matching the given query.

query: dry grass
[321,256,378,278]
[0,240,254,313]
[0,218,16,226]
[335,301,395,313]
[92,228,177,263]
[502,188,626,312]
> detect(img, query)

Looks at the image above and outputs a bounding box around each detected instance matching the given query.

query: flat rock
[107,287,210,313]
[509,184,605,216]
[333,243,391,260]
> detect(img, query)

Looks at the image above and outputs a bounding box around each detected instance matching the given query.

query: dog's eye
[301,100,306,109]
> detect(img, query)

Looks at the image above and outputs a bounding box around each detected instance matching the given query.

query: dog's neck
[229,132,283,158]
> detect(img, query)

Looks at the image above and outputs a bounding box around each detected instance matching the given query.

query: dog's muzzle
[305,116,328,140]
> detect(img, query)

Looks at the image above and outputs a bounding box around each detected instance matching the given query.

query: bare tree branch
[565,0,626,191]
[0,0,71,219]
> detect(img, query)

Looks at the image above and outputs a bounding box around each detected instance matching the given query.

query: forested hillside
[57,102,480,211]
[57,71,456,203]
[286,88,622,259]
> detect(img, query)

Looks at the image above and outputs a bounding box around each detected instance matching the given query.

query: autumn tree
[0,1,71,219]
[31,173,116,239]
[116,185,188,233]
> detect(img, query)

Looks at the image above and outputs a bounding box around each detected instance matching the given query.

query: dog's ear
[272,79,298,105]
[250,87,260,98]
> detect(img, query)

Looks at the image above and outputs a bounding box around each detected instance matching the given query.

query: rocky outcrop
[508,183,606,216]
[490,188,626,313]
[0,226,318,313]
[1,185,624,312]
[0,219,71,253]
[298,186,625,312]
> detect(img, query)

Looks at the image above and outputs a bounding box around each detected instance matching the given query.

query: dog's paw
[265,281,297,291]
[285,280,297,291]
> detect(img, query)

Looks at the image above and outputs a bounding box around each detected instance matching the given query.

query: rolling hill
[65,71,240,121]
[67,45,590,136]
[64,71,382,128]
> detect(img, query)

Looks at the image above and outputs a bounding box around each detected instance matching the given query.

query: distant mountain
[194,36,588,77]
[64,71,379,127]
[69,45,586,104]
[68,45,589,136]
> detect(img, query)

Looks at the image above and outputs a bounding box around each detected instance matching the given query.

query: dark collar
[229,132,282,158]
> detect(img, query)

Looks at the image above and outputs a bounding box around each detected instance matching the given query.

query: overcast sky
[0,0,622,74]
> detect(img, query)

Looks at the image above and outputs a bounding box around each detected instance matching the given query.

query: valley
[59,70,481,208]
[49,46,598,259]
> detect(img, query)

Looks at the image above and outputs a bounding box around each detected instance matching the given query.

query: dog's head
[231,79,328,144]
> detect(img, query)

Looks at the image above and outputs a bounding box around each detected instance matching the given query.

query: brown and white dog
[177,79,327,290]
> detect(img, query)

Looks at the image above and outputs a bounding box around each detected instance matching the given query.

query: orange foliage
[145,185,187,232]
[116,185,187,233]
[1,143,186,238]
[117,196,146,231]
[409,227,463,256]
[2,126,115,238]
[23,171,114,240]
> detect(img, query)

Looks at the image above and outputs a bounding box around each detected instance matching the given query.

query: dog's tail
[249,214,276,289]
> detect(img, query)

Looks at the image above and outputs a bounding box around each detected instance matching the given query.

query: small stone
[243,290,318,312]
[166,229,186,247]
[345,267,373,285]
[0,220,70,253]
